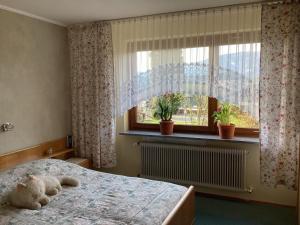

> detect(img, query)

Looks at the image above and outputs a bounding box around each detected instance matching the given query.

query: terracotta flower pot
[160,120,174,135]
[217,123,235,139]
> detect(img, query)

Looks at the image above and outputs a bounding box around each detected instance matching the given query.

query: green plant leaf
[212,103,236,125]
[153,93,184,121]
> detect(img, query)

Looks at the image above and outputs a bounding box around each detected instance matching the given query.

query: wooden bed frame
[163,185,195,225]
[0,138,195,225]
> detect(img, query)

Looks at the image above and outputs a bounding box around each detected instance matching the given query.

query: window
[129,43,260,137]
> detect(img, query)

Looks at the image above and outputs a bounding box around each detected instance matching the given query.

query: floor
[195,196,297,225]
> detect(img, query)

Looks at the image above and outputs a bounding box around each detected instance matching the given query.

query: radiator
[140,142,249,192]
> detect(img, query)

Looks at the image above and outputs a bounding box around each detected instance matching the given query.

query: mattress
[0,159,187,225]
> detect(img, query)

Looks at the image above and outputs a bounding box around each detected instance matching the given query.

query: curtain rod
[108,0,283,22]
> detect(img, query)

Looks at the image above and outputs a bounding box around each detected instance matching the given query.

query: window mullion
[208,97,218,132]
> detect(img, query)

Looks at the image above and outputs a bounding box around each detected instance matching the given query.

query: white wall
[0,10,71,154]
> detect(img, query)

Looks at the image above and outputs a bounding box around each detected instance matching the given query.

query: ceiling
[0,0,258,26]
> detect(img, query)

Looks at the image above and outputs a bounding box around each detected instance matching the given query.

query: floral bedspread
[0,159,187,225]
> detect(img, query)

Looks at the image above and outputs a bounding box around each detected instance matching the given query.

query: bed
[0,159,195,225]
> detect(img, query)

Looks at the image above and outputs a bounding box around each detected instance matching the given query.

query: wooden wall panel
[0,138,67,170]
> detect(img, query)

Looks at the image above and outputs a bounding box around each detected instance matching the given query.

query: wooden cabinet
[66,157,91,169]
[49,149,75,160]
[47,148,91,169]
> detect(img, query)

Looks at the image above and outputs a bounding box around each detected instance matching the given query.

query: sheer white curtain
[112,5,261,118]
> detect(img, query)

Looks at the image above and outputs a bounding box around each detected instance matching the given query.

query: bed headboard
[0,138,68,170]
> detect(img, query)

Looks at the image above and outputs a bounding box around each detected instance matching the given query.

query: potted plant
[153,93,183,135]
[212,103,236,139]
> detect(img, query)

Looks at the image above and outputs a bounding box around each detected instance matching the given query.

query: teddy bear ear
[17,183,27,190]
[28,175,36,180]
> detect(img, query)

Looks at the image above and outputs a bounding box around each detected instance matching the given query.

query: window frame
[128,97,259,137]
[128,37,260,138]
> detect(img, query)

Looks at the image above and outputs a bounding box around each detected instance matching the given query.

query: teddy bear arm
[28,202,42,210]
[46,188,58,196]
[39,195,50,206]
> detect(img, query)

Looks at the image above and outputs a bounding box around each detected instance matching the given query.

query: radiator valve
[246,186,254,193]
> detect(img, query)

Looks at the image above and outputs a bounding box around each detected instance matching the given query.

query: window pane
[219,43,260,75]
[136,47,210,95]
[182,47,210,94]
[137,95,209,126]
[137,51,152,73]
[218,43,260,118]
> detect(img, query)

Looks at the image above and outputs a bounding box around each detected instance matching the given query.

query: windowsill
[119,130,259,144]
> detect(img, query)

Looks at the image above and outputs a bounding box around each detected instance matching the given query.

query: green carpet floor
[196,196,296,225]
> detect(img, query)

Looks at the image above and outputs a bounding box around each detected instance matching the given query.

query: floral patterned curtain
[260,2,300,190]
[68,22,116,168]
